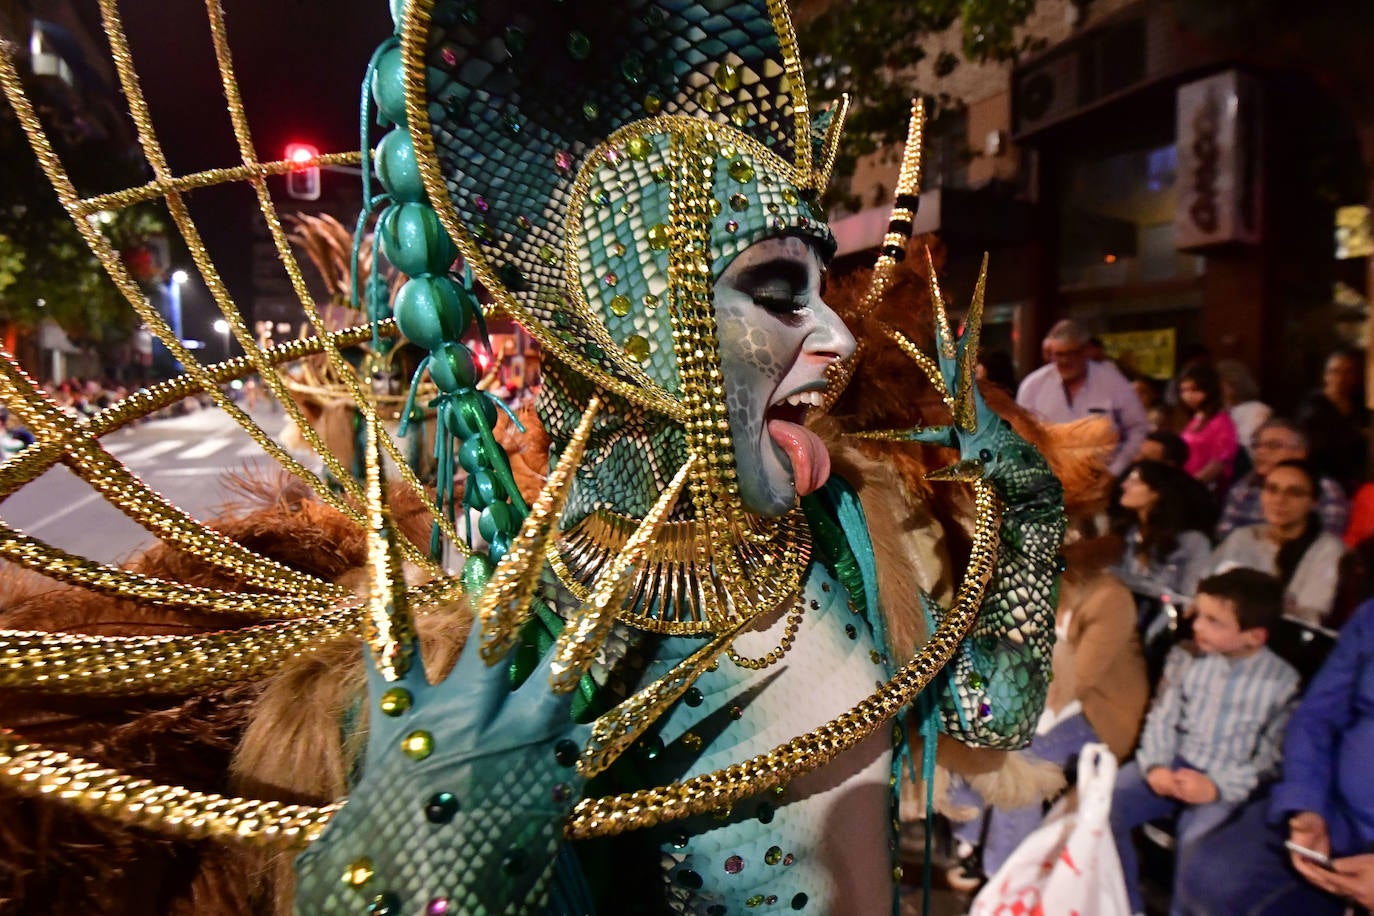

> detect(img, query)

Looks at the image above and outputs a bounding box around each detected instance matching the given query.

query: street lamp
[167,269,189,342]
[212,319,230,363]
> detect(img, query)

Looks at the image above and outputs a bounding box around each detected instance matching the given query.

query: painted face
[1191,592,1262,657]
[714,235,856,517]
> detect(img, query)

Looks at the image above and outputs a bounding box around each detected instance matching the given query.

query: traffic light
[284,142,321,200]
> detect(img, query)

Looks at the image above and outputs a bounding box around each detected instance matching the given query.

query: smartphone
[1284,840,1336,871]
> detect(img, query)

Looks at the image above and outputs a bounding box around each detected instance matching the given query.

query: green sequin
[729,193,749,212]
[643,294,660,310]
[626,136,653,161]
[782,187,799,206]
[625,335,650,362]
[647,223,670,250]
[609,295,631,317]
[728,158,755,183]
[537,246,557,264]
[764,846,782,865]
[713,63,741,91]
[566,30,591,59]
[643,93,663,115]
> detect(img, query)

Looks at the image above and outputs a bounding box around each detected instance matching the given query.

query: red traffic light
[283,142,321,200]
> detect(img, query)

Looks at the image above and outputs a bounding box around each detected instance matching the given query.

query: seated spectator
[1216,418,1349,541]
[1210,460,1348,625]
[1344,482,1374,550]
[1131,374,1170,432]
[948,525,1149,878]
[1216,358,1272,471]
[1110,569,1300,916]
[1177,363,1239,494]
[1297,348,1369,495]
[1138,430,1218,534]
[1174,597,1374,914]
[1110,460,1212,602]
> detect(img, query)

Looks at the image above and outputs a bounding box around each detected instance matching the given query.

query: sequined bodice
[637,559,898,915]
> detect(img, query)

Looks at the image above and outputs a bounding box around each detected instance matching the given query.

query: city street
[0,401,296,565]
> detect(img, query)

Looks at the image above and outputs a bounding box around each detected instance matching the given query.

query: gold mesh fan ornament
[0,0,1006,855]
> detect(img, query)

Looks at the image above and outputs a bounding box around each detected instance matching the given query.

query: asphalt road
[0,400,299,566]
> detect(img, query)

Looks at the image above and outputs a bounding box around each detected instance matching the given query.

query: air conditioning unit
[1014,51,1080,137]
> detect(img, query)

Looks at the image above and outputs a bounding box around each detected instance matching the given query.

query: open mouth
[763,387,831,497]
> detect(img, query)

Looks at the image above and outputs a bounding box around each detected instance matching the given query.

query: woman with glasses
[1209,460,1348,624]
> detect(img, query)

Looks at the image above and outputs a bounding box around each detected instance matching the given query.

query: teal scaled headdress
[386,0,849,633]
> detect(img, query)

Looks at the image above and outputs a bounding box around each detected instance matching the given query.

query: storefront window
[1058,142,1204,289]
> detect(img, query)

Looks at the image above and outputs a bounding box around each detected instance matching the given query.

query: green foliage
[798,0,1045,195]
[0,91,167,345]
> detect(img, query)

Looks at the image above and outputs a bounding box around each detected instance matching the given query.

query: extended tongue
[766,419,832,497]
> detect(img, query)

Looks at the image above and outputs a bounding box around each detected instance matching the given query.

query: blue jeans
[951,713,1098,874]
[1110,760,1240,915]
[1172,792,1349,916]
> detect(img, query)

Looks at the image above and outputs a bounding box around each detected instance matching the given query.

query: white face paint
[713,235,856,517]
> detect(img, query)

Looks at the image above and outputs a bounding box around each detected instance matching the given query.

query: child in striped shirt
[1109,568,1301,915]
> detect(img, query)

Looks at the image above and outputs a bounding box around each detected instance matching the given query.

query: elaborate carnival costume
[0,1,1066,913]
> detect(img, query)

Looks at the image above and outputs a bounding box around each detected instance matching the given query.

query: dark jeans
[1110,760,1240,915]
[1172,792,1349,916]
[951,712,1098,874]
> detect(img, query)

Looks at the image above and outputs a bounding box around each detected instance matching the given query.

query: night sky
[69,0,394,336]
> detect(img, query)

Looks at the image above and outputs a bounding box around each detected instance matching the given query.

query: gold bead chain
[725,596,807,670]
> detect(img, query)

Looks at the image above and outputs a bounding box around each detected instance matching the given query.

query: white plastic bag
[970,743,1131,916]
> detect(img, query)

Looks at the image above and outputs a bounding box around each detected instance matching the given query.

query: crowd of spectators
[945,322,1374,914]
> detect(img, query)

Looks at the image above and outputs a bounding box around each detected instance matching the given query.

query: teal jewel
[683,687,703,707]
[567,30,591,59]
[636,735,665,759]
[792,894,809,910]
[367,893,401,915]
[459,1,478,24]
[503,110,522,134]
[756,802,774,823]
[746,896,764,908]
[554,739,579,766]
[585,342,604,361]
[424,792,460,824]
[477,503,512,541]
[504,26,527,55]
[621,53,645,85]
[501,848,529,874]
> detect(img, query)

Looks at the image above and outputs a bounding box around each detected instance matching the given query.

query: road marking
[181,437,231,460]
[115,440,184,464]
[19,491,105,536]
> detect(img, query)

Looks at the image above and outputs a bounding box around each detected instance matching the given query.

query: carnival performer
[0,1,1066,914]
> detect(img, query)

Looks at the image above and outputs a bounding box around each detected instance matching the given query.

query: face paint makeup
[714,235,856,516]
